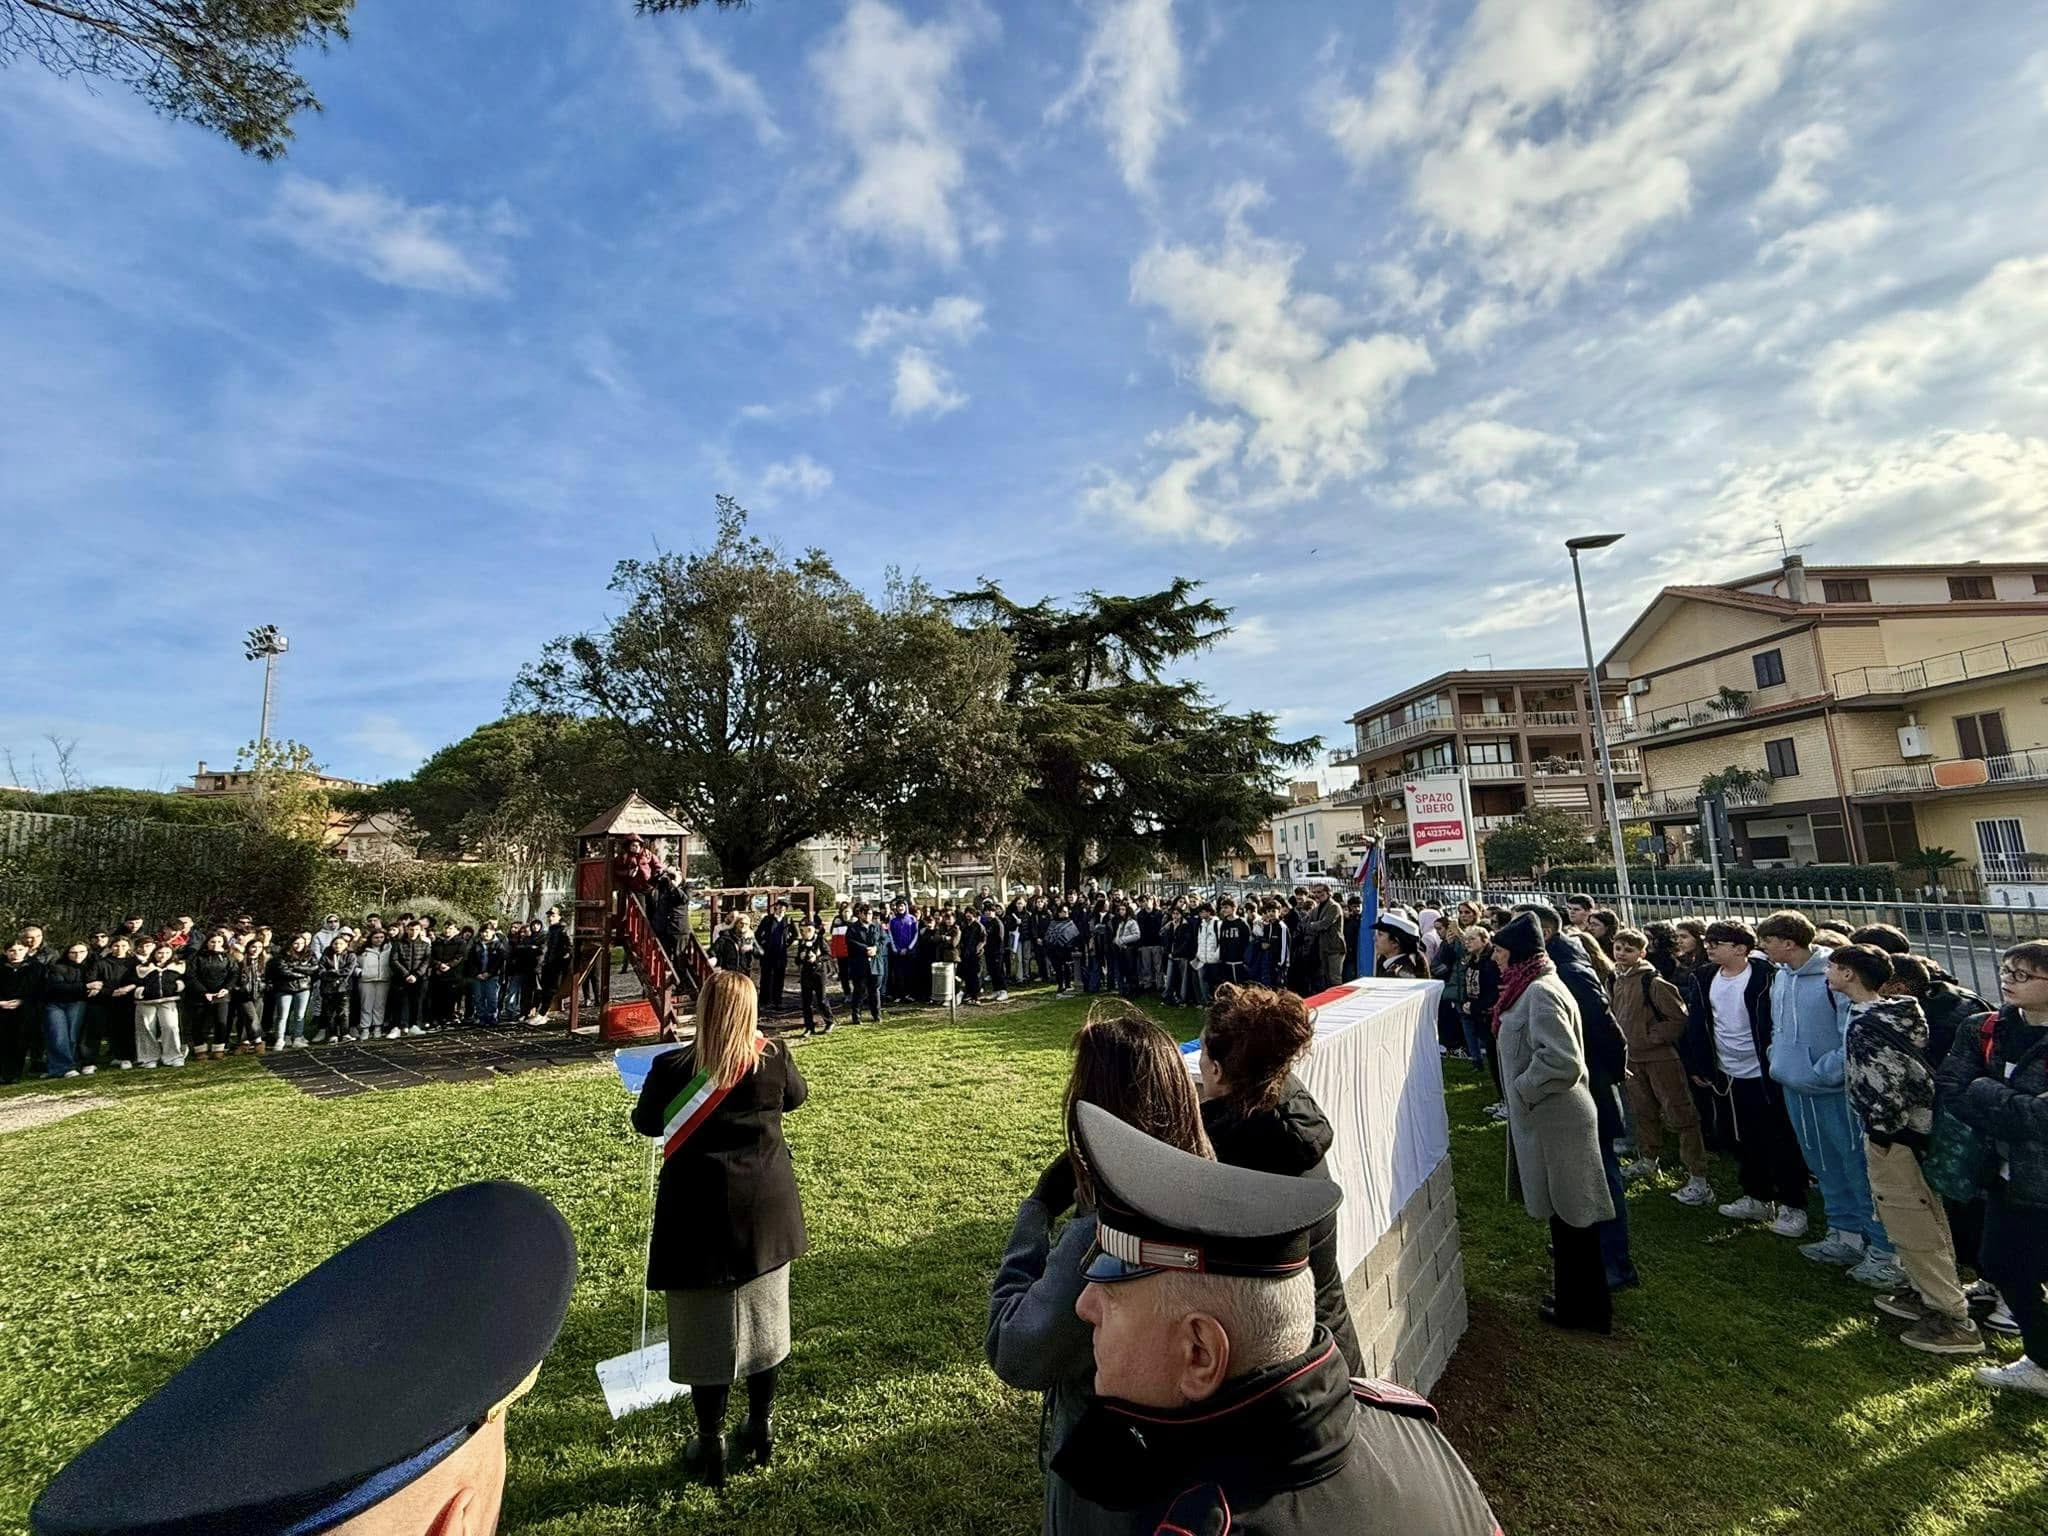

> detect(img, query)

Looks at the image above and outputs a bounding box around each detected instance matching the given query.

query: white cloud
[891,347,968,418]
[811,0,987,265]
[1395,413,1579,509]
[2024,50,2048,110]
[1759,204,1893,275]
[1443,295,1528,353]
[854,294,986,352]
[635,24,783,147]
[1130,225,1434,498]
[1325,0,1872,299]
[1446,579,1574,637]
[268,177,516,297]
[759,454,834,497]
[1759,121,1849,213]
[1084,415,1246,543]
[1048,0,1185,193]
[1810,254,2048,416]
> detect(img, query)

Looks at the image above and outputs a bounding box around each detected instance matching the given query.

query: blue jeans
[270,989,310,1042]
[469,977,500,1028]
[1458,1005,1490,1074]
[43,1000,84,1077]
[501,973,527,1019]
[1784,1088,1887,1247]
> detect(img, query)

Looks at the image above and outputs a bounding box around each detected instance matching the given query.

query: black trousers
[0,1004,28,1081]
[799,973,834,1031]
[760,953,787,1007]
[1550,1216,1612,1330]
[428,972,460,1025]
[960,954,982,1000]
[1981,1186,2048,1362]
[845,963,878,1022]
[390,978,424,1032]
[196,996,231,1048]
[1728,1075,1810,1208]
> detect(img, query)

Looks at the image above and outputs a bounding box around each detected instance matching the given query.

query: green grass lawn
[2,991,2044,1535]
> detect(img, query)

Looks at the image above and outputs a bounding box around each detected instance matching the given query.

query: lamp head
[1565,533,1625,552]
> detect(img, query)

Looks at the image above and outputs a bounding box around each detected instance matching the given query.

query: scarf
[1491,953,1554,1038]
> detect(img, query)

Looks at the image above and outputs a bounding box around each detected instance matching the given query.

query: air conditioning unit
[1898,725,1932,759]
[1627,678,1652,696]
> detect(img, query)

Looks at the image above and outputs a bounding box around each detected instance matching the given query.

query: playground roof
[577,791,688,840]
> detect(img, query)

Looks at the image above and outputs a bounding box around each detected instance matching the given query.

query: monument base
[1341,1153,1466,1394]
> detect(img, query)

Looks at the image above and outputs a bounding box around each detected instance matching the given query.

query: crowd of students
[693,880,1433,1034]
[0,909,577,1078]
[1405,888,2047,1397]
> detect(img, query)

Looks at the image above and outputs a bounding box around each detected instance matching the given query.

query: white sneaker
[1769,1207,1810,1239]
[311,1031,329,1044]
[407,1026,425,1037]
[1848,1250,1908,1290]
[80,1065,96,1076]
[116,1060,133,1070]
[143,1061,158,1069]
[1799,1230,1865,1266]
[62,1069,80,1079]
[1975,1357,2048,1398]
[386,1028,403,1040]
[1718,1196,1775,1222]
[1983,1300,2020,1336]
[994,991,1009,1002]
[1485,1102,1510,1121]
[1673,1176,1715,1207]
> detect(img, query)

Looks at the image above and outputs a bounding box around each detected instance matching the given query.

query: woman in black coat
[1195,983,1366,1375]
[631,970,807,1488]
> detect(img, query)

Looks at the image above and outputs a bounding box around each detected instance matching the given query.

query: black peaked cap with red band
[1075,1101,1341,1280]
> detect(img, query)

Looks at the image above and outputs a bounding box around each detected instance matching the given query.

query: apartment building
[1271,780,1369,881]
[1603,557,2048,893]
[178,758,377,799]
[1328,670,1641,869]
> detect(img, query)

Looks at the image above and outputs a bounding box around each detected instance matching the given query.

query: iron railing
[1851,747,2048,796]
[1832,629,2048,699]
[1612,692,1761,740]
[1380,874,2044,998]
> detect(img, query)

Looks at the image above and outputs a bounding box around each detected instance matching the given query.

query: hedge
[0,810,500,944]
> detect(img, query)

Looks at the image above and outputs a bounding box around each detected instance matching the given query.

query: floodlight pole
[1568,537,1634,925]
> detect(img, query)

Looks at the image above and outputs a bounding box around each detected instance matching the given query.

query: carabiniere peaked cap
[31,1181,577,1536]
[1075,1101,1341,1284]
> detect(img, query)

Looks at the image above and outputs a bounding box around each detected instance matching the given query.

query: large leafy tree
[950,580,1315,892]
[1478,806,1595,877]
[517,498,1015,884]
[1,0,353,158]
[358,714,642,913]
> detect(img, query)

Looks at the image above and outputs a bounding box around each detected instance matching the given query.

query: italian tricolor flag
[660,1035,766,1160]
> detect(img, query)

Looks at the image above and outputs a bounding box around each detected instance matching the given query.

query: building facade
[1329,670,1642,871]
[1269,780,1370,882]
[1603,557,2048,894]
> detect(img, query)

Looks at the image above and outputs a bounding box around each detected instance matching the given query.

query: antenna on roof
[1738,517,1812,562]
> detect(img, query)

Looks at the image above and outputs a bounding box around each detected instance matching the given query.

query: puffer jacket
[267,951,317,994]
[135,960,185,1002]
[1201,1077,1366,1377]
[1923,980,1992,1066]
[1768,947,1849,1094]
[355,943,392,984]
[1936,1003,2048,1208]
[318,950,358,998]
[188,951,238,1001]
[41,958,89,1005]
[1845,996,1936,1148]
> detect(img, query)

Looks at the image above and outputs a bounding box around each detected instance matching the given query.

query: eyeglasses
[1999,966,2048,985]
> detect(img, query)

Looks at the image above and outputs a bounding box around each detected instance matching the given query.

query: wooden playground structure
[565,794,821,1041]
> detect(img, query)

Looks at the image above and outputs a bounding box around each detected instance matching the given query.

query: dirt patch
[0,1092,115,1136]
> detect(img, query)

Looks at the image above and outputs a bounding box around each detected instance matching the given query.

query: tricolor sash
[659,1035,767,1160]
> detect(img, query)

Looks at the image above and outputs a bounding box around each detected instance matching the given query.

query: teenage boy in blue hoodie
[1758,909,1900,1288]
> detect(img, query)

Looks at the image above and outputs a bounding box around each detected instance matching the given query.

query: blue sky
[4,0,2047,792]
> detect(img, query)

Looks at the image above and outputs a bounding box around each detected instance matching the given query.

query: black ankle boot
[745,1365,778,1468]
[680,1431,726,1488]
[743,1412,772,1468]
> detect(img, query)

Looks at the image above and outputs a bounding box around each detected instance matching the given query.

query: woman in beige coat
[1490,911,1616,1334]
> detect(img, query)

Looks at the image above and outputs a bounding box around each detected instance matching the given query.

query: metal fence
[1380,874,2044,999]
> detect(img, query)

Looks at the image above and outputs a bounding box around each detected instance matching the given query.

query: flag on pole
[1356,839,1381,932]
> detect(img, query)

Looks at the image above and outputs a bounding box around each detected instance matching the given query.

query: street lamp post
[1566,536,1633,924]
[244,625,289,747]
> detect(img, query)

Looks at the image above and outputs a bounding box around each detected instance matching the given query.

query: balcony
[1330,746,1361,768]
[1467,761,1524,781]
[1626,781,1773,818]
[1851,747,2048,797]
[1528,751,1644,778]
[1834,629,2048,700]
[1352,713,1454,753]
[1613,691,1758,741]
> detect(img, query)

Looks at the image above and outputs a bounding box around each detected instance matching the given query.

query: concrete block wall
[1341,1154,1466,1394]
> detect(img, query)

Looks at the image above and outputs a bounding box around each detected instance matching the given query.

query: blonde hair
[695,969,771,1089]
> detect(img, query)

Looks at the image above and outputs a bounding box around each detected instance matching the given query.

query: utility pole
[1566,537,1633,924]
[244,625,289,748]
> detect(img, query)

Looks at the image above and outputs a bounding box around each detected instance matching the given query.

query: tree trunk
[1063,838,1083,895]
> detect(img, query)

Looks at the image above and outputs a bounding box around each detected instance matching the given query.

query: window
[2035,575,2048,594]
[1811,810,1851,863]
[1859,803,1919,864]
[1405,742,1453,771]
[1465,739,1515,764]
[1955,711,2010,761]
[1822,578,1871,603]
[1948,574,1996,601]
[1975,817,2029,883]
[1764,737,1800,778]
[1748,836,1793,861]
[1753,649,1786,688]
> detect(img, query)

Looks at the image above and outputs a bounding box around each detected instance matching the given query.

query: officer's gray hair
[1149,1268,1315,1375]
